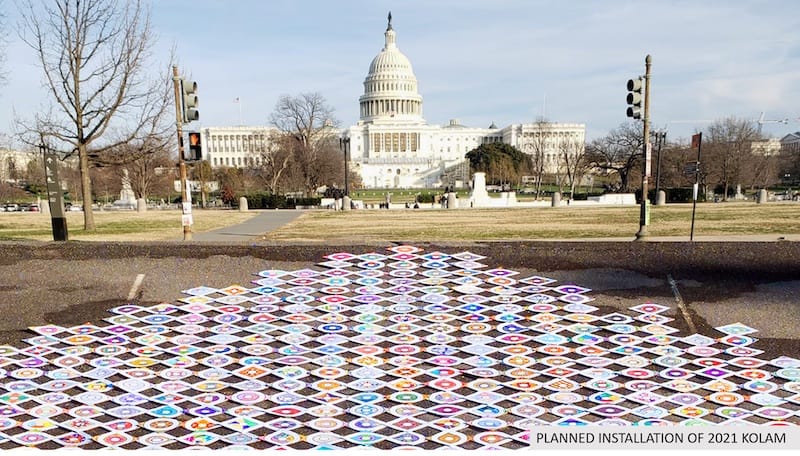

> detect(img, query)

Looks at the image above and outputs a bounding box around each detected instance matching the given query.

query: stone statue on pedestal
[113,169,137,209]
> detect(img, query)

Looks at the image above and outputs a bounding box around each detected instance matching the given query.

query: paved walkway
[189,209,304,242]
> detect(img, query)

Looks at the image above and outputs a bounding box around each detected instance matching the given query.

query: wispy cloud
[2,0,798,141]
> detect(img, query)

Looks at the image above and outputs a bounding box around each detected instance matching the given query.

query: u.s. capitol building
[202,14,585,189]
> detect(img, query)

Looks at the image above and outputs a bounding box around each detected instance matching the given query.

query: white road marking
[127,274,146,301]
[667,274,698,334]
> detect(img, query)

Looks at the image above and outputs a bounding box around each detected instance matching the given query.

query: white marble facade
[203,14,586,189]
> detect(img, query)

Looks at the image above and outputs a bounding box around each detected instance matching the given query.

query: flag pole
[237,97,242,126]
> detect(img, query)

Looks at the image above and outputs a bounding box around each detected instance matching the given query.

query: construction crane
[668,120,712,123]
[753,112,788,134]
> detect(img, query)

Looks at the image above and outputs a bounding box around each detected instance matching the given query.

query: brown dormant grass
[4,202,799,242]
[0,209,259,241]
[262,202,800,242]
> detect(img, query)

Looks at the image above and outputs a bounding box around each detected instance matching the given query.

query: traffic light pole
[172,65,192,241]
[635,55,652,241]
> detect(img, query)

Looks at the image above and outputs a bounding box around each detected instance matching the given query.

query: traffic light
[181,79,199,123]
[187,132,202,161]
[626,77,643,119]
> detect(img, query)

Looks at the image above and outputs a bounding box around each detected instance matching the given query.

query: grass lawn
[3,202,799,242]
[0,209,259,241]
[262,202,800,242]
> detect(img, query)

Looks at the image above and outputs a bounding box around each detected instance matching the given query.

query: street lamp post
[652,130,667,205]
[339,137,351,210]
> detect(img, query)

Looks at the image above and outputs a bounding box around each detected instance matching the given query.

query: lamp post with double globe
[339,137,351,210]
[651,129,667,205]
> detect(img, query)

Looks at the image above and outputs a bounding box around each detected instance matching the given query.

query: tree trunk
[569,177,577,200]
[619,169,629,192]
[79,145,95,230]
[199,168,207,209]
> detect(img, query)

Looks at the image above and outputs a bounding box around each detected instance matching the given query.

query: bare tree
[0,182,27,201]
[586,122,644,192]
[659,143,697,189]
[527,118,550,199]
[115,140,173,202]
[192,160,213,207]
[779,142,800,187]
[17,0,167,230]
[308,145,346,191]
[269,93,340,195]
[704,117,760,201]
[559,138,588,199]
[214,167,246,206]
[254,130,292,194]
[90,166,121,206]
[745,147,781,191]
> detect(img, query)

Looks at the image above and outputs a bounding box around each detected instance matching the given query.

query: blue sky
[2,0,799,143]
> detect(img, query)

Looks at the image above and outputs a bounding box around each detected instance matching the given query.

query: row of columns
[361,98,421,118]
[371,132,420,153]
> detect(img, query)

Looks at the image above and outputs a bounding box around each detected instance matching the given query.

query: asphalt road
[1,240,798,358]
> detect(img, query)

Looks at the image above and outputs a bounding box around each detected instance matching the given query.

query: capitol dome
[359,13,424,124]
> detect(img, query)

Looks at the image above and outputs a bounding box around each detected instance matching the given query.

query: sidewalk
[189,209,304,242]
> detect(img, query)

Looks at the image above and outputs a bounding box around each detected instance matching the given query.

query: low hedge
[239,192,321,209]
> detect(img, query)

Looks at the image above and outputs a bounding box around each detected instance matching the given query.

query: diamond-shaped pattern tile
[0,245,797,449]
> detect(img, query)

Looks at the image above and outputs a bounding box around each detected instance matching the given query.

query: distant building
[750,138,782,156]
[202,14,585,189]
[201,126,277,169]
[779,132,800,185]
[780,131,800,155]
[0,148,38,183]
[343,14,585,189]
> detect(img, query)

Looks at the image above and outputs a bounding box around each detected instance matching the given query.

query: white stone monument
[735,184,744,200]
[468,172,491,208]
[113,169,136,209]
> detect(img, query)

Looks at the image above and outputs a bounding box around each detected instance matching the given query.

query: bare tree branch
[559,138,588,199]
[269,92,341,195]
[16,0,166,230]
[704,116,761,201]
[586,122,644,192]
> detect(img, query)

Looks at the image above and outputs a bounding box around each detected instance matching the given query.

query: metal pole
[344,138,350,197]
[654,131,665,203]
[340,137,350,197]
[690,133,702,241]
[172,65,192,241]
[635,55,652,240]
